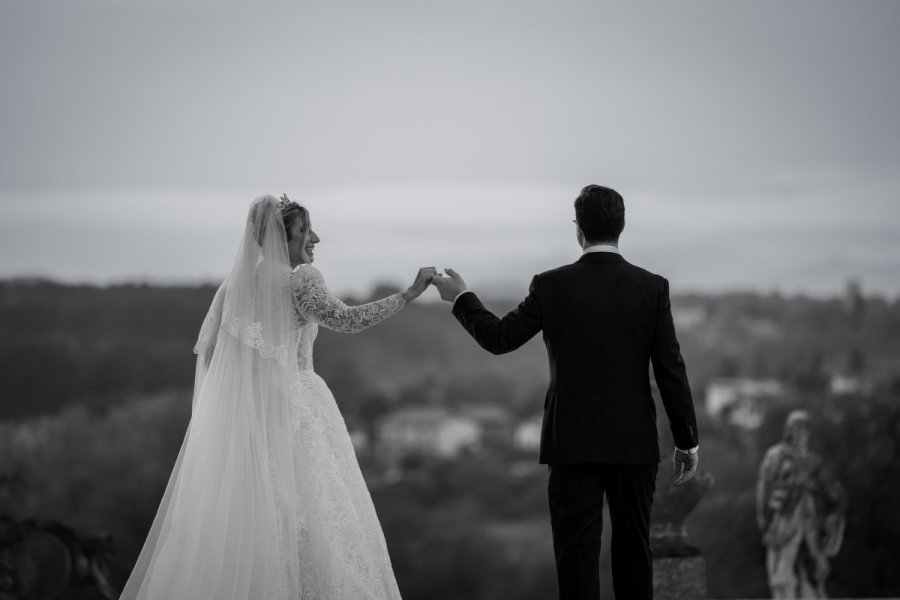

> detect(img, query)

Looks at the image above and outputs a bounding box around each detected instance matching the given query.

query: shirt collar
[582,244,621,256]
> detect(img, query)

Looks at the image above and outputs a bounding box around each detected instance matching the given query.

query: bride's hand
[401,267,438,303]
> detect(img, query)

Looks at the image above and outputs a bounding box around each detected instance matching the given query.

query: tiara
[279,193,293,212]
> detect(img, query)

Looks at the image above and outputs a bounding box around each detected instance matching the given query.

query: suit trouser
[548,463,658,600]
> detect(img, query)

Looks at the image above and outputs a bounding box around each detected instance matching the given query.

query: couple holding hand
[122,184,699,600]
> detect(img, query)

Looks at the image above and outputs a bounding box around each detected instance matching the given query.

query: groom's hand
[431,268,468,302]
[673,448,699,486]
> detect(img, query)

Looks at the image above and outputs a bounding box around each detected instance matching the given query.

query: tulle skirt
[121,354,401,600]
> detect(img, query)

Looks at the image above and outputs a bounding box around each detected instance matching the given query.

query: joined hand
[402,267,438,303]
[431,268,468,302]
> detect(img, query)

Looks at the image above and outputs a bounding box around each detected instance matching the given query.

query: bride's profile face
[288,213,320,264]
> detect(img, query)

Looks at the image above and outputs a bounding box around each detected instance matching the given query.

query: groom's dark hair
[574,185,625,243]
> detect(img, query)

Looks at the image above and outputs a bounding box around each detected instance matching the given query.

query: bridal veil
[121,196,302,599]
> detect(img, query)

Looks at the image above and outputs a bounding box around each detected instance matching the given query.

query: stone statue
[651,468,714,600]
[756,410,847,598]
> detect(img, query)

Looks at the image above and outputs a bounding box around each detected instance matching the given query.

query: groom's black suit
[452,250,698,600]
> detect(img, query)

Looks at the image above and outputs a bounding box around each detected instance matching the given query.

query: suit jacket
[452,251,698,465]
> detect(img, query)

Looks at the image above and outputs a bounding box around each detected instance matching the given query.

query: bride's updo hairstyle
[280,197,309,242]
[247,194,309,248]
[574,184,625,243]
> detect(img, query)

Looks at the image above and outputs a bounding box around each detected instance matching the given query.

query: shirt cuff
[453,289,471,304]
[676,445,699,455]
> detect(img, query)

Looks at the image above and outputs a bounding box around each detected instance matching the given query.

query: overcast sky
[2,0,899,298]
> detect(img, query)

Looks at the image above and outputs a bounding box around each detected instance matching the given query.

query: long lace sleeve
[292,265,405,333]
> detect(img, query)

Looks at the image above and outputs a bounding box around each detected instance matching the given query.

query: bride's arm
[293,266,406,334]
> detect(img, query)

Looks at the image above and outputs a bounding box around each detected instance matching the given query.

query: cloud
[3,1,899,193]
[1,1,898,296]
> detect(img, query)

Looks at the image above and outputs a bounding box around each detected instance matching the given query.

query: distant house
[341,416,371,453]
[740,316,782,339]
[828,374,873,396]
[460,404,514,448]
[672,305,707,330]
[705,378,786,429]
[347,428,370,453]
[378,407,481,459]
[513,414,543,452]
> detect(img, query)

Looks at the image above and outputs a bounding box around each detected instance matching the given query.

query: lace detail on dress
[288,372,401,600]
[291,265,405,335]
[282,264,404,599]
[221,317,290,368]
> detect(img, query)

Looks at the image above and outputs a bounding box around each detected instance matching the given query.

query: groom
[431,185,699,600]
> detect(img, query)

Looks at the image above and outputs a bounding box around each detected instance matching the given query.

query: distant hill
[0,280,548,420]
[3,280,900,598]
[2,279,899,421]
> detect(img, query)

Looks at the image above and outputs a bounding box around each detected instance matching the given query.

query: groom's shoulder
[624,261,667,284]
[540,263,578,276]
[537,258,663,278]
[534,262,580,283]
[625,263,671,294]
[537,259,668,289]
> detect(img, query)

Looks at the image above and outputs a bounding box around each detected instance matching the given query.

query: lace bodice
[291,265,405,371]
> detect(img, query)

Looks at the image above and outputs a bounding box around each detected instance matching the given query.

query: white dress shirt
[582,243,621,255]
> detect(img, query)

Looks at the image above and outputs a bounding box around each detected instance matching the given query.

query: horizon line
[1,274,892,303]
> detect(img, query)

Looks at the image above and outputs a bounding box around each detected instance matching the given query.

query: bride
[120,195,434,599]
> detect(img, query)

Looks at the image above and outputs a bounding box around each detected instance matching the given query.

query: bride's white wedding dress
[286,264,404,600]
[120,197,404,600]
